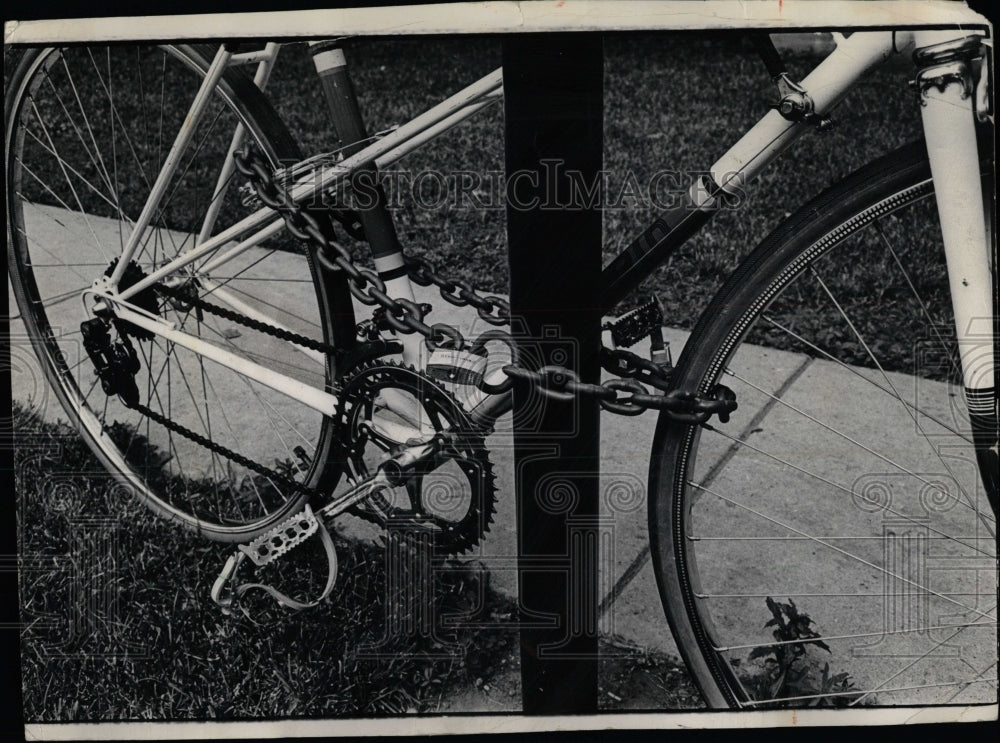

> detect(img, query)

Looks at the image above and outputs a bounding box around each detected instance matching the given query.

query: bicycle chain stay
[104,284,399,505]
[85,298,317,497]
[232,145,739,423]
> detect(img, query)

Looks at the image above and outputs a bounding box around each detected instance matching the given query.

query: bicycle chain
[232,145,738,424]
[131,400,314,495]
[137,286,491,532]
[156,281,338,356]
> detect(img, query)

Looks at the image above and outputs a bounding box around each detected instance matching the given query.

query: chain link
[156,281,339,356]
[132,400,316,495]
[232,146,736,422]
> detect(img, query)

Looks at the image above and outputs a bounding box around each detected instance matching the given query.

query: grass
[598,637,705,711]
[14,402,526,721]
[15,403,707,720]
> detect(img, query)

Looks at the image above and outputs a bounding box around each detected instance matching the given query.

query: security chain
[232,146,737,423]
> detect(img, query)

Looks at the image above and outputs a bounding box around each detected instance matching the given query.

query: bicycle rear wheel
[650,140,997,707]
[7,44,347,541]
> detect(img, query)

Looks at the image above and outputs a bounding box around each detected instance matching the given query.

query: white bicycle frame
[94,28,994,424]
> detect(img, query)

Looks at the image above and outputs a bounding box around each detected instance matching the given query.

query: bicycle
[5,22,997,711]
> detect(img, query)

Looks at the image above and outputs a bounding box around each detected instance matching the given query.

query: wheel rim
[659,163,996,708]
[7,45,333,538]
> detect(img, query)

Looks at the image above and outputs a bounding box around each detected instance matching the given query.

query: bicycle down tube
[96,30,993,455]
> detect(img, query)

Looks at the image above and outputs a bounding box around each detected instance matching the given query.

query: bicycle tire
[7,44,347,542]
[649,140,997,708]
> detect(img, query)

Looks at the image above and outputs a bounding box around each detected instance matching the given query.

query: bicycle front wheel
[650,140,997,708]
[7,44,348,541]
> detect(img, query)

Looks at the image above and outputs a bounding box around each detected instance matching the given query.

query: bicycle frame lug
[775,73,814,118]
[912,34,984,107]
[912,34,984,68]
[91,274,115,294]
[914,61,975,105]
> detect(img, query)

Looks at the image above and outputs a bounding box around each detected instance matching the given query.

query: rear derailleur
[80,319,141,408]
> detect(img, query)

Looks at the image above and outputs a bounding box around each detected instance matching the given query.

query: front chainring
[332,360,496,555]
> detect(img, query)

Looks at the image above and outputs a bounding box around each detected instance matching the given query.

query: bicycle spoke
[700,419,994,558]
[86,48,152,192]
[150,103,231,261]
[194,315,223,505]
[809,268,991,534]
[848,603,998,706]
[195,359,269,519]
[10,44,333,540]
[218,283,324,335]
[741,677,997,707]
[875,219,961,381]
[687,480,995,623]
[936,659,999,704]
[43,70,119,202]
[725,368,994,524]
[761,314,973,444]
[134,339,187,486]
[21,127,132,218]
[26,100,111,262]
[716,620,996,652]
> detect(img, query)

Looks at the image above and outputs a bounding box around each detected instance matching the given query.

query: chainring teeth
[333,359,497,555]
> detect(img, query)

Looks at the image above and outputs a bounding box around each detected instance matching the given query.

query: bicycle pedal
[238,504,319,567]
[426,347,488,386]
[604,297,664,349]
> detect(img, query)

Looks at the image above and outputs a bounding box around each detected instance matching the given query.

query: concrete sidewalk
[8,204,996,711]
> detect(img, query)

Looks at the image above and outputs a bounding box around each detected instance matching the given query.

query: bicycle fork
[912,30,997,511]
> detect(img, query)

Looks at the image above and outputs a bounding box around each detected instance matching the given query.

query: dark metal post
[502,33,604,715]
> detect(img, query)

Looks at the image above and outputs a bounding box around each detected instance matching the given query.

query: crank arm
[317,472,394,520]
[319,435,454,520]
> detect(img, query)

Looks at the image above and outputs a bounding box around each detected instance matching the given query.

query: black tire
[7,44,347,541]
[649,140,997,708]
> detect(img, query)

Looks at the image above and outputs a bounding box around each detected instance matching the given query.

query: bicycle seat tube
[309,39,425,367]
